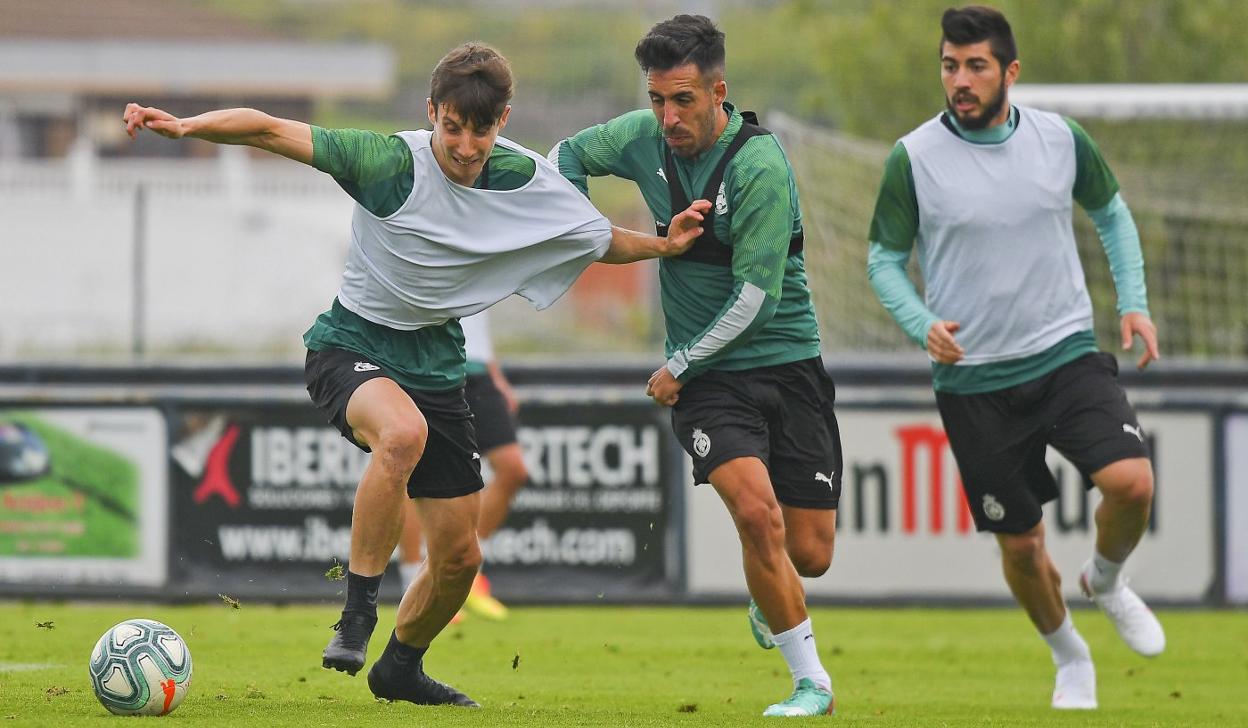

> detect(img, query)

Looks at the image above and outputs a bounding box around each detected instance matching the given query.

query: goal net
[771,84,1248,361]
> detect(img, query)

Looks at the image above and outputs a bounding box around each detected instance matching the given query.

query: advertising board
[686,408,1215,602]
[0,407,167,589]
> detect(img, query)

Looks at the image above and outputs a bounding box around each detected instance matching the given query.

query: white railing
[0,155,342,199]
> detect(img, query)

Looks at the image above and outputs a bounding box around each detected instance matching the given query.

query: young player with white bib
[123,42,709,708]
[866,5,1165,711]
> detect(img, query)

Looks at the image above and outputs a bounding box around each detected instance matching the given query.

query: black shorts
[671,357,842,509]
[936,352,1150,534]
[464,373,518,453]
[304,347,483,499]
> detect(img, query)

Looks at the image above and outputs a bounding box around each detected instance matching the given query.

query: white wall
[0,158,352,358]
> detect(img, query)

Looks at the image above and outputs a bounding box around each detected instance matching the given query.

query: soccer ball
[88,619,193,716]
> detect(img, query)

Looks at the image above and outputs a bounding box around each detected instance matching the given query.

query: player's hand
[660,199,711,256]
[1120,311,1160,370]
[646,365,682,407]
[123,103,187,140]
[926,320,964,364]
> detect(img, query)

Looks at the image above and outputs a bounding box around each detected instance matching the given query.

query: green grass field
[2,602,1244,727]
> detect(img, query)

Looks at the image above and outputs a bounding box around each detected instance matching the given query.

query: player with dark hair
[124,41,708,708]
[868,5,1164,710]
[552,14,840,717]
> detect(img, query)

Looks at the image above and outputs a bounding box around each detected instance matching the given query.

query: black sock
[381,631,428,669]
[344,570,382,616]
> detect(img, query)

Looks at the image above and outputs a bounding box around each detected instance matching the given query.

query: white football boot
[1079,560,1166,657]
[1051,658,1097,710]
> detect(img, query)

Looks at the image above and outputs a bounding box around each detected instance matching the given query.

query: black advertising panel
[167,396,684,601]
[168,403,365,600]
[483,399,684,601]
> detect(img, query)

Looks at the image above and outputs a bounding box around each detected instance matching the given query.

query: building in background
[0,0,394,161]
[0,0,395,360]
[0,0,664,362]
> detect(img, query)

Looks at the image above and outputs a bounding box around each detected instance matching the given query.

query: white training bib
[336,130,613,330]
[902,107,1093,365]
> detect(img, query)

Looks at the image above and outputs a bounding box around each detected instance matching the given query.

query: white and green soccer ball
[88,619,193,716]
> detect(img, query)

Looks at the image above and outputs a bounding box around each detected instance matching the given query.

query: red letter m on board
[895,424,972,534]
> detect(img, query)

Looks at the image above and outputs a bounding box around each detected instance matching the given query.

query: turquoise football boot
[762,678,835,717]
[748,599,776,649]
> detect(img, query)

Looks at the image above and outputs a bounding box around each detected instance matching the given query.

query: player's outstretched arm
[600,199,711,264]
[1120,311,1160,370]
[122,103,313,165]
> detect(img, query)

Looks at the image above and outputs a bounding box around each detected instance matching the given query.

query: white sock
[1042,612,1092,666]
[772,618,831,692]
[398,560,423,588]
[1087,551,1123,593]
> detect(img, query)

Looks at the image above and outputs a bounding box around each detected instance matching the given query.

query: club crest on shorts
[692,428,711,458]
[982,494,1006,522]
[353,361,380,373]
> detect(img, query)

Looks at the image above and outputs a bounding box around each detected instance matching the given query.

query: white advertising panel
[686,408,1214,601]
[1226,414,1248,604]
[0,407,168,587]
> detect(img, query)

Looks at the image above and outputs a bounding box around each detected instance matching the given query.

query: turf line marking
[0,662,63,672]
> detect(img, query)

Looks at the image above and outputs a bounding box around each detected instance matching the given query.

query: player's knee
[732,499,785,552]
[998,530,1046,570]
[791,548,832,578]
[1095,458,1154,508]
[1111,466,1154,509]
[374,418,429,476]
